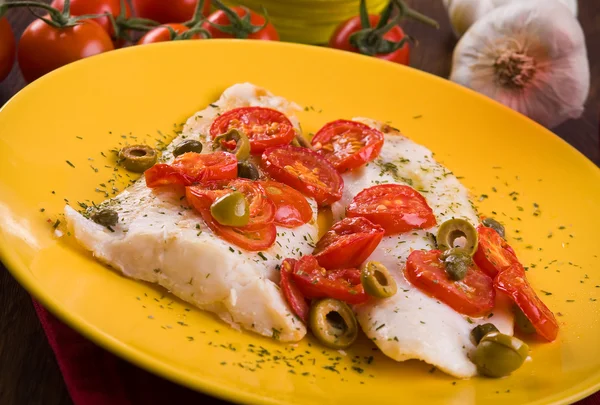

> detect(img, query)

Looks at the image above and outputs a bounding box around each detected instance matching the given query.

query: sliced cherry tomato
[0,18,16,82]
[405,250,495,317]
[258,180,313,228]
[280,258,309,323]
[145,152,237,188]
[346,184,436,235]
[132,0,211,24]
[311,120,384,172]
[473,226,519,278]
[203,5,278,40]
[137,23,203,44]
[261,145,344,207]
[210,107,295,154]
[313,217,384,270]
[291,255,368,305]
[495,263,559,342]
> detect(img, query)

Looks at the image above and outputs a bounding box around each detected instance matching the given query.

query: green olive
[470,323,500,345]
[482,217,506,239]
[91,208,118,228]
[172,139,203,157]
[210,191,249,227]
[437,218,479,256]
[473,332,529,378]
[361,261,397,298]
[441,251,472,281]
[514,306,536,334]
[309,298,358,349]
[119,145,158,172]
[237,161,260,180]
[213,128,251,161]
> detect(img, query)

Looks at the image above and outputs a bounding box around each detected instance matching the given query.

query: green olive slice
[213,128,251,161]
[173,139,203,157]
[361,261,397,298]
[210,191,249,227]
[514,306,536,334]
[237,161,260,180]
[437,218,478,256]
[482,217,506,239]
[119,145,158,173]
[470,323,500,345]
[473,332,529,378]
[441,251,472,281]
[309,298,358,349]
[91,208,118,228]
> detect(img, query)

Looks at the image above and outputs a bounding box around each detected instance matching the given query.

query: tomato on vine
[0,17,15,82]
[203,0,278,40]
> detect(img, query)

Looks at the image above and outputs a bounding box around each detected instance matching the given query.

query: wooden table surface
[1,1,598,404]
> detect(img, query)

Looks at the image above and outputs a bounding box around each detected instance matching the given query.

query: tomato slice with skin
[258,180,313,228]
[280,258,309,323]
[145,152,237,188]
[210,107,296,154]
[291,255,368,305]
[346,184,436,235]
[311,119,384,172]
[405,250,495,317]
[473,226,519,278]
[313,217,384,270]
[261,145,344,207]
[495,263,559,342]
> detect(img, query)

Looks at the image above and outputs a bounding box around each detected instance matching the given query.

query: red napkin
[33,301,599,405]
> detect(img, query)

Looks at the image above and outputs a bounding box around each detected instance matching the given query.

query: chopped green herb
[66,160,75,168]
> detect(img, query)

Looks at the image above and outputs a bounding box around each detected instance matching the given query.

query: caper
[482,217,506,239]
[237,161,260,180]
[361,261,397,298]
[473,332,529,378]
[213,128,251,160]
[91,208,118,228]
[441,251,472,281]
[471,323,500,345]
[514,306,536,334]
[309,298,358,349]
[119,145,158,173]
[210,191,249,227]
[437,218,479,256]
[172,139,203,157]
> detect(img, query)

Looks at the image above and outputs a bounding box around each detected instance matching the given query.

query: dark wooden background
[1,1,598,404]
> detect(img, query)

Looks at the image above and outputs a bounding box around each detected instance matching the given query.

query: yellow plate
[1,40,599,405]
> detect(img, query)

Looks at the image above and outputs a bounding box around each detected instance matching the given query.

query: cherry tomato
[473,226,519,278]
[0,18,15,82]
[138,23,202,44]
[280,258,309,323]
[261,145,344,207]
[144,152,237,188]
[405,250,495,317]
[494,263,559,341]
[203,6,278,40]
[291,255,368,305]
[17,18,114,83]
[258,180,313,228]
[313,217,384,270]
[132,0,211,24]
[210,107,295,155]
[311,120,384,172]
[347,184,436,235]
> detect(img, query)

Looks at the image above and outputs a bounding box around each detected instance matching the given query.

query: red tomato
[186,185,276,251]
[495,263,559,341]
[261,145,344,207]
[258,181,313,228]
[329,14,409,65]
[0,18,15,82]
[473,226,519,278]
[291,255,368,305]
[280,258,309,323]
[405,250,495,317]
[311,120,384,172]
[17,18,114,83]
[144,152,237,188]
[132,0,211,24]
[313,217,384,270]
[210,107,295,154]
[346,184,436,235]
[203,6,278,40]
[138,23,203,44]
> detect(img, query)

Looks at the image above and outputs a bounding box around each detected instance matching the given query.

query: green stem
[0,1,67,24]
[185,0,205,28]
[394,0,439,29]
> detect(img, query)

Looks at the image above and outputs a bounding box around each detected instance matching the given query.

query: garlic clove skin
[450,0,589,129]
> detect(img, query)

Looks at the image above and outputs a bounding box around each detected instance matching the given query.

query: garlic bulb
[450,1,589,129]
[443,0,578,38]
